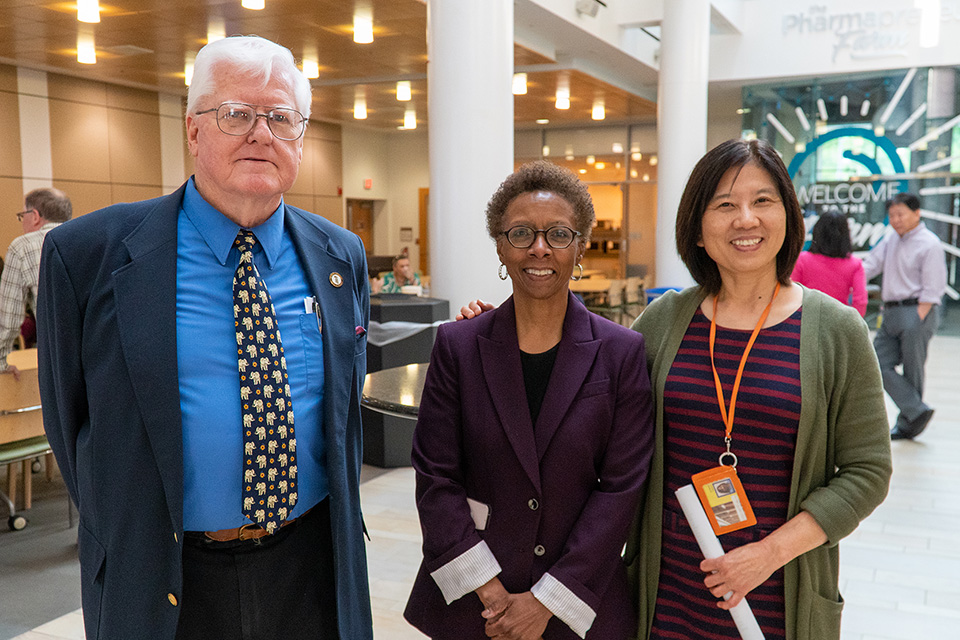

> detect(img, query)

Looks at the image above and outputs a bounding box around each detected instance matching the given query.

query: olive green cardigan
[625,285,892,640]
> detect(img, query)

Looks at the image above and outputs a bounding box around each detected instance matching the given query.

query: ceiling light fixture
[594,161,605,170]
[860,100,871,117]
[184,53,195,85]
[586,155,595,165]
[816,98,828,121]
[795,107,811,131]
[555,77,570,110]
[542,145,550,157]
[512,73,528,95]
[354,10,374,44]
[536,118,549,124]
[403,107,416,130]
[241,0,265,10]
[396,80,411,101]
[354,87,367,120]
[592,98,605,120]
[840,95,849,116]
[207,17,226,43]
[302,59,320,79]
[77,32,96,64]
[77,0,100,23]
[612,142,623,153]
[631,151,642,161]
[649,156,658,166]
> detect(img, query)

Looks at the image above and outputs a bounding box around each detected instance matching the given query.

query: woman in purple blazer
[404,162,655,639]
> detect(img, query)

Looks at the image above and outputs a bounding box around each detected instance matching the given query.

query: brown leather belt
[203,507,311,542]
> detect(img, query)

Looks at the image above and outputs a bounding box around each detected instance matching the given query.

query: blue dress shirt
[177,179,326,531]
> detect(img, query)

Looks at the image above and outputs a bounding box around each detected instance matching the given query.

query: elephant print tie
[234,229,297,534]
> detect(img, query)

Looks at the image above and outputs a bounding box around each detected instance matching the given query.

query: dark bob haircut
[886,192,920,212]
[675,138,805,294]
[485,160,595,241]
[810,212,853,258]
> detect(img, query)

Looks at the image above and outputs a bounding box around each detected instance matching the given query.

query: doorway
[347,199,374,254]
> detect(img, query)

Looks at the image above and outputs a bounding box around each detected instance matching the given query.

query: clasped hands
[476,578,551,640]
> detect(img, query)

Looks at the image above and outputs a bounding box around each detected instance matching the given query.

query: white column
[655,0,710,288]
[427,0,513,315]
[17,68,53,193]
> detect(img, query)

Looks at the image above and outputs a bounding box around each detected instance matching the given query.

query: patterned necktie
[234,230,297,534]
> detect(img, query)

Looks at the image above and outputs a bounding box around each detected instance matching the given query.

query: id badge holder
[691,463,757,536]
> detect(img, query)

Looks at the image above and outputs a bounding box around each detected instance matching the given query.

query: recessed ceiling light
[536,118,549,124]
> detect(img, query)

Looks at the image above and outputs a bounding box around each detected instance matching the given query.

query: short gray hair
[25,188,72,223]
[186,36,312,119]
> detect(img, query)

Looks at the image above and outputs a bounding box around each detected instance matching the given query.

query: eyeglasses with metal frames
[195,102,306,141]
[501,225,581,249]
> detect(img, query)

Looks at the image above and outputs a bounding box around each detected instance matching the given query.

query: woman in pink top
[791,212,867,315]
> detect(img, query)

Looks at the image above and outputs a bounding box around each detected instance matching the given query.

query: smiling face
[698,162,786,284]
[496,191,583,306]
[186,64,304,224]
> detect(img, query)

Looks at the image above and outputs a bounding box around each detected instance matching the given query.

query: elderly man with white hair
[38,36,372,640]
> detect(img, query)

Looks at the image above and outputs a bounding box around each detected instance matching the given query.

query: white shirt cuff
[531,572,596,639]
[429,540,502,605]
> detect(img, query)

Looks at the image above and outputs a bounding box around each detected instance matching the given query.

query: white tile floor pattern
[13,335,960,640]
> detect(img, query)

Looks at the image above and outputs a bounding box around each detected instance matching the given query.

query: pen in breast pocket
[304,296,322,334]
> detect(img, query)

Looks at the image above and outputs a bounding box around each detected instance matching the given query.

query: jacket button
[528,498,539,511]
[167,594,178,607]
[534,544,545,556]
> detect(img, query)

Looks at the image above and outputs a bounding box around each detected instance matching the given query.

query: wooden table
[0,348,47,514]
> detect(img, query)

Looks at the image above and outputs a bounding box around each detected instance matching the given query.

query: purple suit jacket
[404,293,654,639]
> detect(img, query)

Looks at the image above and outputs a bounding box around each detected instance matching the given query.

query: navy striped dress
[650,307,802,640]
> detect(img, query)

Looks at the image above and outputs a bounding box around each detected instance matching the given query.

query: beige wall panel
[314,139,342,197]
[314,195,343,226]
[284,193,313,211]
[0,177,25,255]
[0,91,22,176]
[290,137,316,196]
[108,109,162,187]
[106,85,160,114]
[111,184,163,205]
[47,75,107,105]
[49,102,110,183]
[53,180,112,218]
[307,121,341,143]
[0,64,17,92]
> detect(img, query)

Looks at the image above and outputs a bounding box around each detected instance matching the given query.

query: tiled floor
[7,335,960,640]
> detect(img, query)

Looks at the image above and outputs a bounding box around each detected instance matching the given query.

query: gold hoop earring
[498,263,508,280]
[570,263,583,282]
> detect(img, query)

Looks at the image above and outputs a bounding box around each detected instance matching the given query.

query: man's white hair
[186,35,312,119]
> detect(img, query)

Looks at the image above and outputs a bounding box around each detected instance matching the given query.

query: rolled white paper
[676,484,766,640]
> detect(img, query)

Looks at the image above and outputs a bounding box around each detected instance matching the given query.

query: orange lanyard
[708,282,781,460]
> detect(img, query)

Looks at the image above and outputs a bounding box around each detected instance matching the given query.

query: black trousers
[176,498,339,640]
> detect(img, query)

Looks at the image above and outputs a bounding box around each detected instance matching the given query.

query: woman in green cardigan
[625,139,891,640]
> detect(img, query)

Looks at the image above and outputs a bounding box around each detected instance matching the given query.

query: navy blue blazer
[37,183,373,640]
[404,293,655,639]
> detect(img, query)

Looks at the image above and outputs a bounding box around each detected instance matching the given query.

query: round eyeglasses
[502,225,581,249]
[195,102,306,141]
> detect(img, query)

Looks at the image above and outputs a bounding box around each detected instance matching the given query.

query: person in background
[0,188,71,377]
[38,36,372,640]
[626,139,891,640]
[862,192,947,440]
[791,212,867,316]
[405,161,654,639]
[381,254,421,292]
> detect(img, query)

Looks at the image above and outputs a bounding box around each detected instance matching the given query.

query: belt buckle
[237,523,259,542]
